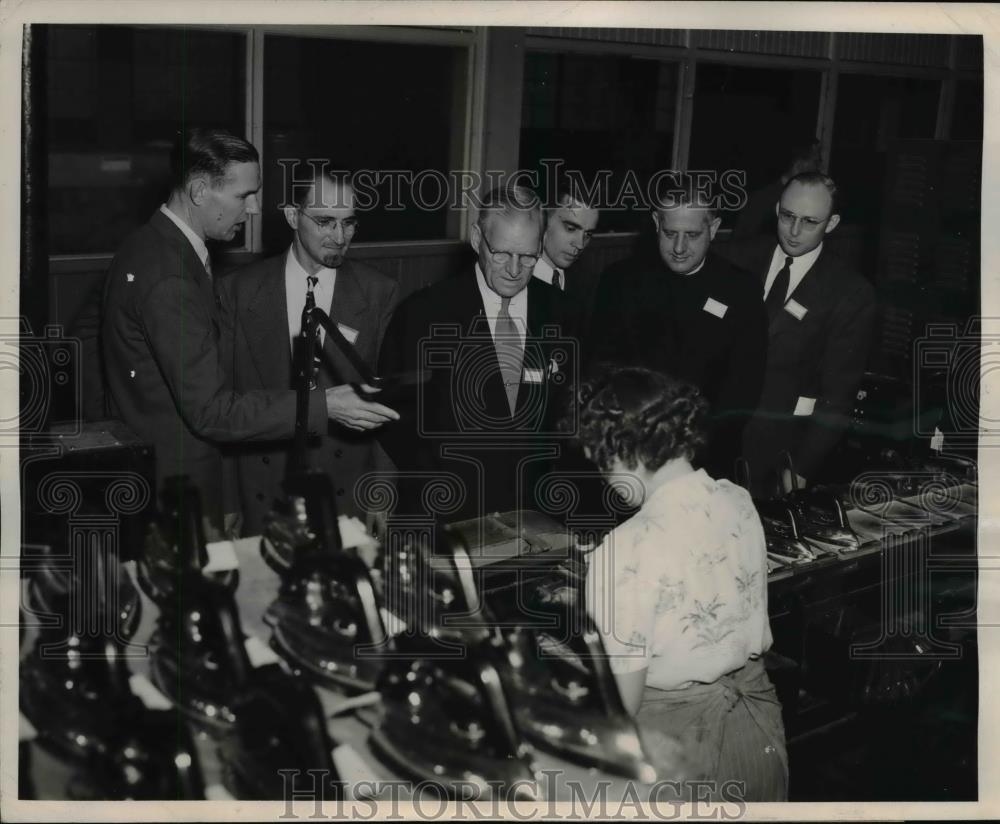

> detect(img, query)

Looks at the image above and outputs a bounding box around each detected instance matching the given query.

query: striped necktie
[495,297,523,416]
[305,275,322,388]
[552,268,563,290]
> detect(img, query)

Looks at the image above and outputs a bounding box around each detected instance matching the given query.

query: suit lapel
[769,248,833,341]
[316,260,371,386]
[150,210,216,320]
[456,271,513,420]
[516,280,558,417]
[245,254,293,388]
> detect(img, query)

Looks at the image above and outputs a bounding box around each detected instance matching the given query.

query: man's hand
[223,511,243,540]
[325,383,400,431]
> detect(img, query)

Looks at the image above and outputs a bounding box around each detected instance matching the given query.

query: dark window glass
[688,63,822,231]
[46,25,246,254]
[830,73,941,226]
[261,35,468,252]
[952,75,984,141]
[519,51,679,233]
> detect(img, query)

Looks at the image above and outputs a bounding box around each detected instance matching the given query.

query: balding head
[470,185,543,299]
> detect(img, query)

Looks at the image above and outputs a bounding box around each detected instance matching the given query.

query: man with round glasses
[378,183,574,522]
[722,172,876,497]
[218,165,399,535]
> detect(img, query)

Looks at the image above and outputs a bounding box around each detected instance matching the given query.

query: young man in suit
[722,172,876,496]
[217,167,399,536]
[102,129,343,536]
[532,190,601,338]
[378,184,573,522]
[589,187,768,481]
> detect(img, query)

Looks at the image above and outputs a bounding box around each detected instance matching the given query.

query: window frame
[48,23,484,270]
[249,24,481,254]
[47,25,979,268]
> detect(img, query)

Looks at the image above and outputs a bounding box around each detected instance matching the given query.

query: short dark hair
[476,184,543,232]
[552,186,600,211]
[169,128,258,192]
[783,171,839,215]
[564,366,708,473]
[287,164,353,210]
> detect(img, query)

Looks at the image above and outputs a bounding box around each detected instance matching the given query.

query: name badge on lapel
[785,299,808,321]
[337,323,360,345]
[703,297,728,319]
[523,368,544,384]
[793,396,816,416]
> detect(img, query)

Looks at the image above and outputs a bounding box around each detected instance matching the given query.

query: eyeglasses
[480,231,540,271]
[299,210,360,236]
[777,209,826,228]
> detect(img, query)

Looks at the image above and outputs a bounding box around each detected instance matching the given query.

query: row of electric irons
[26,472,685,801]
[753,453,977,578]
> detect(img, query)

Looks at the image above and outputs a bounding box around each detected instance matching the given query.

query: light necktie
[765,256,793,319]
[203,255,213,281]
[305,275,322,388]
[552,268,563,291]
[495,297,523,416]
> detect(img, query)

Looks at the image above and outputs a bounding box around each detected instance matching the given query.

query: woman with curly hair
[575,365,787,801]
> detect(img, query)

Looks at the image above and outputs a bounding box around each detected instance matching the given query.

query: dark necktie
[495,297,523,416]
[765,256,793,319]
[552,268,563,291]
[305,276,322,388]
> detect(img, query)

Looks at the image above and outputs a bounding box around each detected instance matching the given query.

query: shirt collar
[683,259,707,277]
[475,262,528,315]
[532,256,556,285]
[774,241,824,272]
[159,204,209,269]
[285,246,337,285]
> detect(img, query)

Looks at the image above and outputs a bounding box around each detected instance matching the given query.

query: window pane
[689,63,822,231]
[952,75,983,141]
[830,73,941,226]
[261,35,468,251]
[46,25,246,255]
[519,51,679,233]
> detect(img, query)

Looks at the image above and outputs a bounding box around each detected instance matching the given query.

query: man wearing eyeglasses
[377,184,573,522]
[217,167,399,536]
[102,129,353,539]
[721,172,876,497]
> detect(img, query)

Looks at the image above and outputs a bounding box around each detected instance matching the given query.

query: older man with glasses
[217,165,399,536]
[377,183,575,522]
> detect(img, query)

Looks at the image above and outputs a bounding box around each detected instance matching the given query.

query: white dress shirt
[475,263,527,344]
[532,257,564,290]
[763,242,824,302]
[159,204,210,272]
[285,247,337,353]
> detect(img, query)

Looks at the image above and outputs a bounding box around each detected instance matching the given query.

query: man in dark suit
[589,189,768,481]
[378,184,573,522]
[532,190,601,340]
[102,129,342,536]
[721,172,876,496]
[217,167,399,536]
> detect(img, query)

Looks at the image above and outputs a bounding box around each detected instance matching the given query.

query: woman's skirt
[636,656,788,802]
